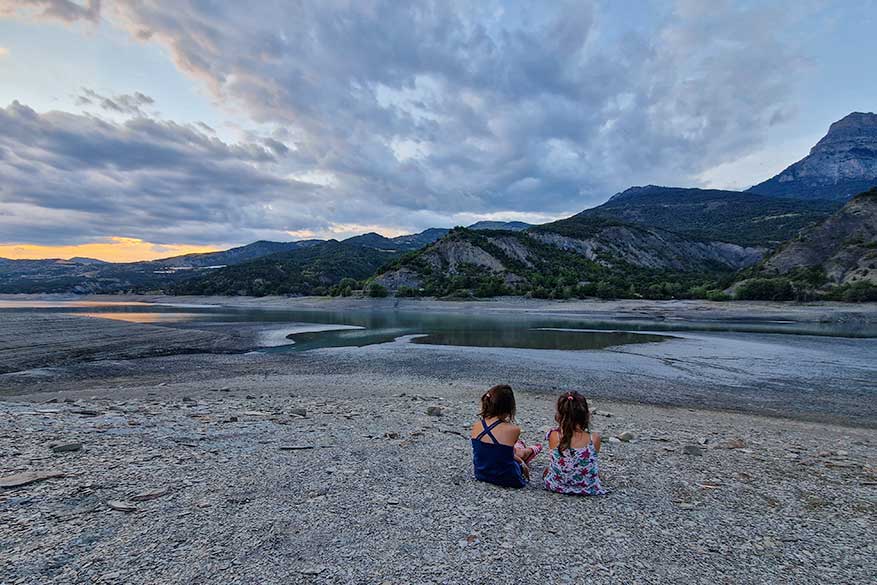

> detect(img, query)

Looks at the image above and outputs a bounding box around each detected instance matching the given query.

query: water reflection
[410,328,669,350]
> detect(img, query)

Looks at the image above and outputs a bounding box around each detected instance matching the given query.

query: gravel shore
[2,380,874,584]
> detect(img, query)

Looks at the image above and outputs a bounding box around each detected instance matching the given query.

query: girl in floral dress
[543,391,606,496]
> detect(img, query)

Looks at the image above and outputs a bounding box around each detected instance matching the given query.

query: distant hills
[0,220,529,294]
[749,112,877,201]
[2,112,875,301]
[579,186,840,247]
[172,240,397,297]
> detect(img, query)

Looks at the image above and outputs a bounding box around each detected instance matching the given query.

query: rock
[682,445,704,456]
[131,487,170,502]
[0,470,65,488]
[72,409,100,416]
[182,397,195,403]
[300,566,326,576]
[223,416,238,423]
[617,431,635,442]
[426,406,444,416]
[106,500,137,512]
[458,533,480,548]
[279,445,314,451]
[608,437,622,444]
[51,442,82,453]
[384,432,400,439]
[246,395,256,400]
[722,438,746,449]
[289,407,307,417]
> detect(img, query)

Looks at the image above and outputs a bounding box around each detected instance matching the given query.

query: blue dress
[471,418,526,488]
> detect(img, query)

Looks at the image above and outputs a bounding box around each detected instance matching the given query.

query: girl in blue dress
[470,384,541,488]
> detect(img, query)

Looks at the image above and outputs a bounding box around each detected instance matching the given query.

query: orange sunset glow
[0,237,221,263]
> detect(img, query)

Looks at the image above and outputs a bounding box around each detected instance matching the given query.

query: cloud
[0,47,8,58]
[0,100,323,246]
[0,0,101,23]
[0,1,811,247]
[101,1,803,211]
[76,88,155,116]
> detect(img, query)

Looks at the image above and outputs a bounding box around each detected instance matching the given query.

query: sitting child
[470,384,541,488]
[543,391,606,496]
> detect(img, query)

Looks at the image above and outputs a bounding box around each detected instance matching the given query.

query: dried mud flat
[2,377,875,585]
[0,312,244,375]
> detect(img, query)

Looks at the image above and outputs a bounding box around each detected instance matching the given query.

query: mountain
[757,187,877,285]
[172,240,400,296]
[749,112,877,201]
[343,222,532,251]
[467,221,531,231]
[151,239,322,268]
[589,185,841,247]
[68,257,108,265]
[388,228,449,250]
[343,229,447,252]
[374,216,762,298]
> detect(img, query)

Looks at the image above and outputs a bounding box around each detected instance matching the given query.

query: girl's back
[543,392,606,496]
[543,428,605,495]
[470,385,527,489]
[471,417,526,488]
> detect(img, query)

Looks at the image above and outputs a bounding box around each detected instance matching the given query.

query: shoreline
[1,297,875,428]
[3,292,877,324]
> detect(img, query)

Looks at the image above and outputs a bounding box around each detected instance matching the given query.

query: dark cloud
[0,0,101,23]
[0,1,810,245]
[104,0,802,215]
[0,101,319,245]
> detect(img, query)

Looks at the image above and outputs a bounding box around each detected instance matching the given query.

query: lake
[1,299,874,354]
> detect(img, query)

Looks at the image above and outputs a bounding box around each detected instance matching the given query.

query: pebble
[51,442,83,453]
[683,445,705,456]
[131,487,170,502]
[0,470,65,488]
[426,406,444,416]
[617,431,635,442]
[105,501,137,513]
[300,566,326,575]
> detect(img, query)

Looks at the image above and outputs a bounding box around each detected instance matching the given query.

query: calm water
[1,299,875,352]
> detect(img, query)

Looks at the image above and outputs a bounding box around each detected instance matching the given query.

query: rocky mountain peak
[748,112,877,201]
[811,111,877,152]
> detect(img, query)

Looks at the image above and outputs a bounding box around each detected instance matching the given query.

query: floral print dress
[542,429,606,496]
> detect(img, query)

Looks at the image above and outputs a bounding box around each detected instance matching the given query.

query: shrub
[367,283,389,298]
[705,289,730,302]
[396,286,419,298]
[735,278,794,301]
[840,282,877,303]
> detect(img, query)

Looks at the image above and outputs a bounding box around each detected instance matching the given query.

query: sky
[0,0,875,262]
